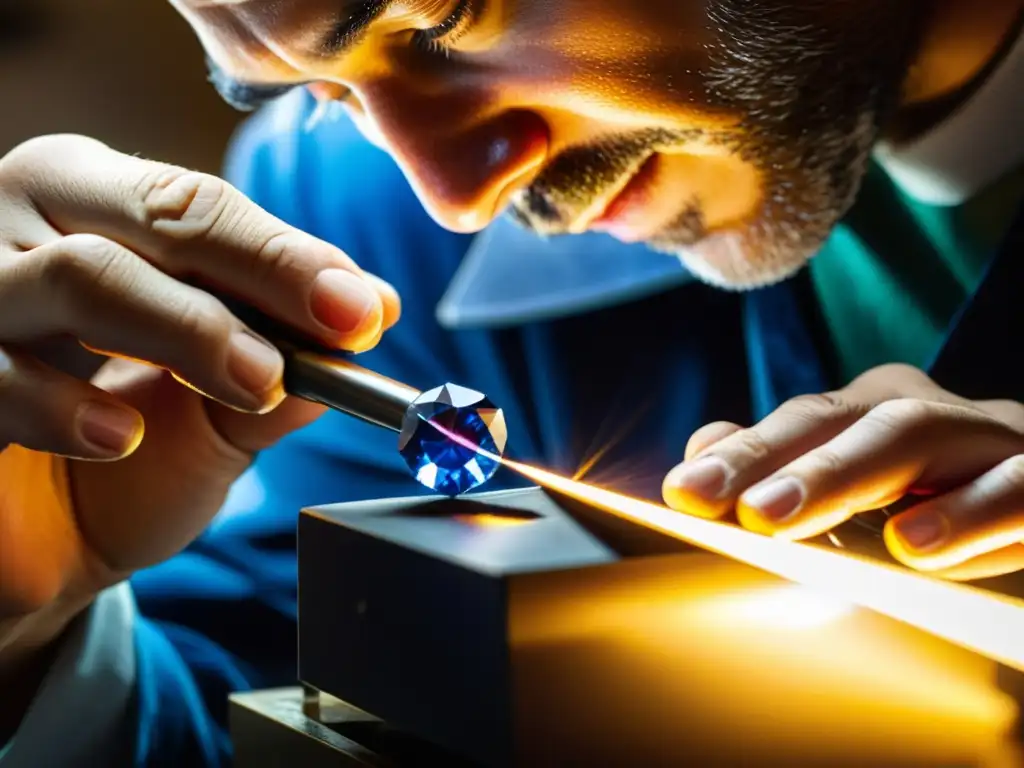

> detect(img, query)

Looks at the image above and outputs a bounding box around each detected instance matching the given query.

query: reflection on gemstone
[398,383,508,496]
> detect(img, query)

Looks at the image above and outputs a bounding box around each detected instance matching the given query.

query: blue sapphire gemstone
[398,383,508,496]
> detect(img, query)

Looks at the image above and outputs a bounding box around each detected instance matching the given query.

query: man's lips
[582,154,661,242]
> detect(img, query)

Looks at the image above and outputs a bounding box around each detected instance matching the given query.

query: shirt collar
[436,215,692,330]
[875,22,1024,205]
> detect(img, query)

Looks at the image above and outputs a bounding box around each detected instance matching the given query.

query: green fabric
[809,162,1024,385]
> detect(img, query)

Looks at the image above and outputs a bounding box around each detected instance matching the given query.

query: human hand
[662,364,1024,580]
[0,135,400,655]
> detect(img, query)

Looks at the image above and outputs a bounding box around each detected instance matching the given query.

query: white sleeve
[0,582,137,766]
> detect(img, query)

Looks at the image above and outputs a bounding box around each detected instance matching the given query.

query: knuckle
[138,167,234,242]
[172,294,231,346]
[40,235,122,293]
[0,136,109,205]
[1002,454,1024,489]
[878,362,926,380]
[725,427,773,465]
[686,421,742,456]
[987,400,1024,433]
[865,398,936,436]
[250,229,303,286]
[41,234,135,300]
[780,392,865,425]
[854,362,928,387]
[997,399,1024,418]
[1,134,101,177]
[807,446,845,477]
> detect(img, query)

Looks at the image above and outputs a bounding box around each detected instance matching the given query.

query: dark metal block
[297,488,625,767]
[298,487,1024,767]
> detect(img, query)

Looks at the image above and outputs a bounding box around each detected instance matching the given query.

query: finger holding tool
[225,297,508,496]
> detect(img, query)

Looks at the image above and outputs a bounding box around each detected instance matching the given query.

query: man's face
[174,0,927,289]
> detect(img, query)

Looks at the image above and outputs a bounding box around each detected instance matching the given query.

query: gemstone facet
[398,383,508,496]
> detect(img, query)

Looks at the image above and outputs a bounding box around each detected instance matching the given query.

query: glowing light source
[710,584,855,631]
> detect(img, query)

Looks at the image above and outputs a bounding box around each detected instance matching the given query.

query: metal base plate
[229,687,478,767]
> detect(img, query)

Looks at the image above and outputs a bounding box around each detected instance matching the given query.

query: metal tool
[221,297,421,431]
[282,348,420,433]
[224,296,507,495]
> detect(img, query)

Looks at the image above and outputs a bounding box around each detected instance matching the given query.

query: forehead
[175,0,729,93]
[178,0,711,41]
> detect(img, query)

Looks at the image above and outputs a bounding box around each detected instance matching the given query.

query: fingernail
[665,457,731,500]
[78,402,143,456]
[742,477,805,522]
[310,269,379,335]
[228,331,284,404]
[893,512,947,552]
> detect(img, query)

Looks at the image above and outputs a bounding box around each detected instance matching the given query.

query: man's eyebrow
[316,0,391,57]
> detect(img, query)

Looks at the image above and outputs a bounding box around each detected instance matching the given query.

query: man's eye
[413,0,481,55]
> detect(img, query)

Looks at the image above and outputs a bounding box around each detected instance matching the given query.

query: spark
[572,397,654,481]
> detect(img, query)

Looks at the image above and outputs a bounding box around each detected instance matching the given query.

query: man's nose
[352,78,550,233]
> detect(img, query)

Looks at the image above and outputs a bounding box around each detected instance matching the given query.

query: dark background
[0,0,243,172]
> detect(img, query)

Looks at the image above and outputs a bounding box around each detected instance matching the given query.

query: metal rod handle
[283,351,421,432]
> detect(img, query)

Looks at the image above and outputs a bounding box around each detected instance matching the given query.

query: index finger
[663,393,870,519]
[4,135,400,350]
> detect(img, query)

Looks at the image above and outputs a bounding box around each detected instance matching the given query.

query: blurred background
[0,0,243,172]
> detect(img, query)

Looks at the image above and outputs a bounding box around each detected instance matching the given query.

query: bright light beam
[426,417,1024,671]
[502,458,1024,673]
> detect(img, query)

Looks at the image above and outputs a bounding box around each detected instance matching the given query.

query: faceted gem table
[398,383,507,496]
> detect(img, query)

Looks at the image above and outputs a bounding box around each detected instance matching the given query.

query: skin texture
[0,134,399,736]
[175,0,1019,287]
[664,366,1024,580]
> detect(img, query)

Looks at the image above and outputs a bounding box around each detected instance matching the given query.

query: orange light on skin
[501,458,1024,673]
